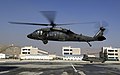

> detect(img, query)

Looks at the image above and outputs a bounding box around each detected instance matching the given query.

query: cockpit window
[40,31,43,35]
[37,31,40,34]
[35,30,43,35]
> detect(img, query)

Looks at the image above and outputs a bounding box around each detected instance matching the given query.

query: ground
[0,60,120,75]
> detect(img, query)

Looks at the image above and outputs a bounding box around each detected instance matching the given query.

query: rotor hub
[100,27,105,31]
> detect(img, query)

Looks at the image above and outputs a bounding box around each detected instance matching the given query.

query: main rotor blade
[9,22,49,26]
[9,21,98,27]
[40,11,56,24]
[56,22,98,26]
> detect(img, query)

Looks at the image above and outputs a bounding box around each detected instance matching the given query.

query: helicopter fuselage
[27,27,96,44]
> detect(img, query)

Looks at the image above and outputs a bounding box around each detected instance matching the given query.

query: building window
[108,57,114,59]
[108,50,114,52]
[70,49,72,51]
[108,53,114,55]
[115,50,118,52]
[22,49,27,51]
[64,53,69,55]
[22,52,27,54]
[70,53,72,55]
[28,49,30,51]
[28,52,30,54]
[115,53,118,55]
[64,49,69,51]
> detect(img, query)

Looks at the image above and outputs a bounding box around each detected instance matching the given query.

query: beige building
[20,46,48,55]
[62,46,83,61]
[19,46,57,60]
[62,46,81,56]
[100,46,120,61]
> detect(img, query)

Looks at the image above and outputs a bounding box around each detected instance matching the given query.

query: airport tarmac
[0,60,120,75]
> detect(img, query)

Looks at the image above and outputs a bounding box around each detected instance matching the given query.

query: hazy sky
[0,0,120,55]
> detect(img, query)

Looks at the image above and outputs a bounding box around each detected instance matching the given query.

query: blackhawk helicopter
[9,11,106,47]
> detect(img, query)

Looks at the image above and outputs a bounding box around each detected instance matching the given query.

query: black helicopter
[9,11,106,47]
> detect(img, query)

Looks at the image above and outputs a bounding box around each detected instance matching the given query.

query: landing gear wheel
[43,40,48,44]
[90,61,93,63]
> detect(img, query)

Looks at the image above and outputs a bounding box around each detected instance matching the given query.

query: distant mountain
[0,45,21,58]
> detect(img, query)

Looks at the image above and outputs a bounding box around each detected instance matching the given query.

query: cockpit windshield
[34,30,43,35]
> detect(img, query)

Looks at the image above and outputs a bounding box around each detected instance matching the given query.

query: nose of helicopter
[27,33,33,39]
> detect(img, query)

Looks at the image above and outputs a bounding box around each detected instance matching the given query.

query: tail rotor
[93,21,108,41]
